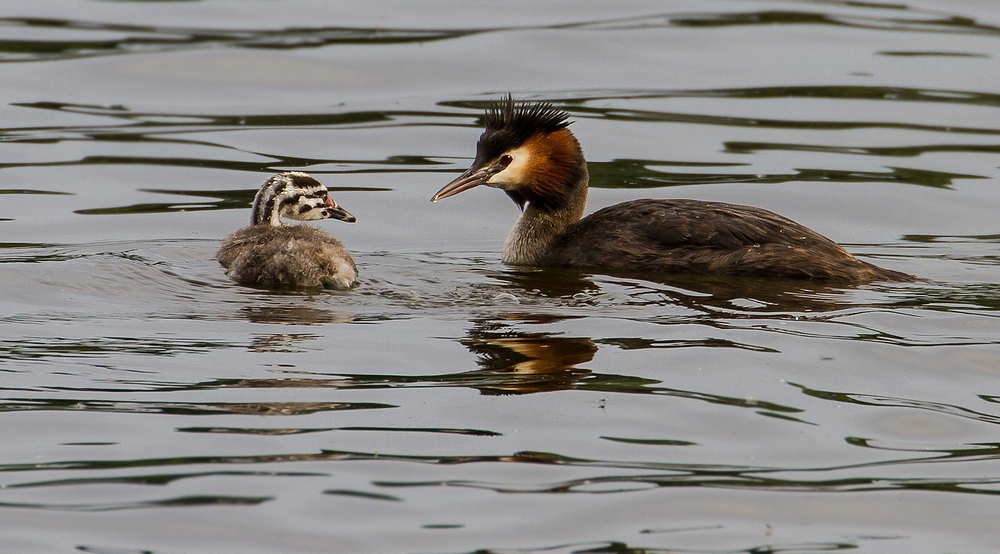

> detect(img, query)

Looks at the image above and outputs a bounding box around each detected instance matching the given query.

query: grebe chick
[217,172,358,289]
[431,97,913,283]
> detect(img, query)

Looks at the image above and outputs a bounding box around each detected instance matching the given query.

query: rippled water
[2,1,1000,552]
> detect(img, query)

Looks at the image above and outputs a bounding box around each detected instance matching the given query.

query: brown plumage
[217,172,358,289]
[432,96,913,283]
[548,199,911,281]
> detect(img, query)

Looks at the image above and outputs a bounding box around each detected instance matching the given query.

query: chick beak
[326,197,356,223]
[431,164,496,202]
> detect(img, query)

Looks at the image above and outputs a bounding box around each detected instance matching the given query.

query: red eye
[499,154,513,166]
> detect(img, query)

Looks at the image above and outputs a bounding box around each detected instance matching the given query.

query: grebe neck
[502,167,589,265]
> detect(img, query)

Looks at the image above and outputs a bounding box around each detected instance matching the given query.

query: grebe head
[431,95,587,211]
[250,171,356,227]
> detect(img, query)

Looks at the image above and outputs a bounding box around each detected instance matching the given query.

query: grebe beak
[329,206,356,223]
[431,164,495,202]
[326,197,356,223]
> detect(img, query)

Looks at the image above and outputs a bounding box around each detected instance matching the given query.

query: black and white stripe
[250,172,334,226]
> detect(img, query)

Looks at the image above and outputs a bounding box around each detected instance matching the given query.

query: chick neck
[251,178,295,227]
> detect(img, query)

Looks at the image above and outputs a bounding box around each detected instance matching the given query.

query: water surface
[2,1,1000,553]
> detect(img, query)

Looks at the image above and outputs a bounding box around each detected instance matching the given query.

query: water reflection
[175,318,598,396]
[105,314,803,419]
[795,384,1000,427]
[463,540,882,553]
[7,438,999,496]
[241,305,353,325]
[3,4,997,65]
[1,3,997,549]
[179,426,499,437]
[668,8,1000,36]
[488,267,600,298]
[240,305,355,351]
[6,90,996,194]
[0,18,482,63]
[495,265,880,314]
[249,333,322,353]
[447,85,1000,128]
[457,319,598,395]
[0,495,272,511]
[0,398,392,416]
[589,159,984,190]
[0,336,234,362]
[0,242,74,263]
[723,141,1000,160]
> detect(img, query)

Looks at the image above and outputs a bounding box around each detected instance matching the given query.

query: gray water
[2,1,1000,552]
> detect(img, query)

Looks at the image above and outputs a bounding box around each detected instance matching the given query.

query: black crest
[474,95,573,162]
[482,95,571,136]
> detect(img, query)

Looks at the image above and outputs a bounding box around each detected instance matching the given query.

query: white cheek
[485,145,531,189]
[283,200,324,221]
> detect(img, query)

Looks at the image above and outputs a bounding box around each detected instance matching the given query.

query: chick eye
[498,154,513,167]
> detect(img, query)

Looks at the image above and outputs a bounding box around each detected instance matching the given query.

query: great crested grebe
[431,96,913,283]
[217,171,358,289]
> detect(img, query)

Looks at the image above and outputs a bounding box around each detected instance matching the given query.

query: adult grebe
[218,172,358,289]
[432,96,912,283]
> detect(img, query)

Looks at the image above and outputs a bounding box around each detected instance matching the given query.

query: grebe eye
[499,154,513,167]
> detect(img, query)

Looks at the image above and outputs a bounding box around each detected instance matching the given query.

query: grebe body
[217,172,358,289]
[432,97,912,283]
